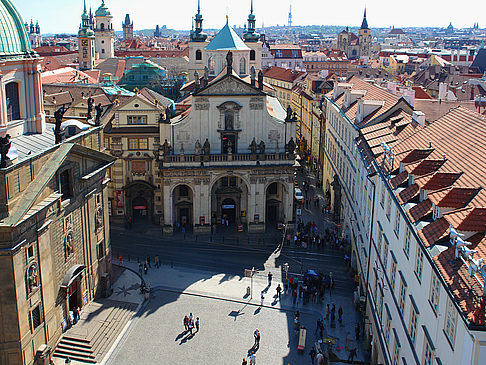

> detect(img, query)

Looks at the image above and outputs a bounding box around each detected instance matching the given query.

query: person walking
[143,262,148,275]
[242,358,247,365]
[138,262,143,276]
[325,304,330,321]
[316,351,324,365]
[183,315,188,331]
[330,304,336,325]
[188,318,194,334]
[338,306,343,323]
[260,292,264,306]
[253,329,260,345]
[267,272,273,285]
[249,352,256,365]
[310,346,316,364]
[195,317,200,332]
[276,284,282,299]
[154,255,159,268]
[146,255,151,268]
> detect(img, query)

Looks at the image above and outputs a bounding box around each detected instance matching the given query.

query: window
[383,235,389,271]
[179,185,189,197]
[250,49,256,61]
[384,307,391,343]
[444,298,457,347]
[97,240,105,260]
[423,334,434,365]
[377,225,383,257]
[394,208,400,236]
[415,245,424,282]
[30,304,42,332]
[392,331,401,365]
[398,274,407,315]
[386,195,392,220]
[268,182,278,195]
[27,245,34,259]
[128,138,148,150]
[276,50,283,58]
[378,287,384,322]
[6,82,21,121]
[429,275,440,314]
[208,57,215,74]
[404,227,411,259]
[196,49,202,61]
[127,115,147,124]
[390,256,397,292]
[410,301,419,346]
[101,49,105,54]
[221,177,237,187]
[59,169,72,201]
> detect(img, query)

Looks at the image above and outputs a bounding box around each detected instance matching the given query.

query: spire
[83,0,87,14]
[244,0,260,42]
[197,0,200,14]
[251,0,253,14]
[191,0,207,41]
[360,7,369,29]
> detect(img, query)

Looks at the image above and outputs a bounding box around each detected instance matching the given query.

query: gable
[118,95,157,112]
[194,75,265,97]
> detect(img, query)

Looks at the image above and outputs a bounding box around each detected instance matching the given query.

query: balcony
[161,152,295,169]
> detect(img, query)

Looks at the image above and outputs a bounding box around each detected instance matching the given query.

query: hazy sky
[14,0,484,34]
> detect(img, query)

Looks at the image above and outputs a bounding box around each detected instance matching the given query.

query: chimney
[438,82,448,100]
[412,110,426,127]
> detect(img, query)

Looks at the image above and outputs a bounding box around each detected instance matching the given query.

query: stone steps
[53,301,138,363]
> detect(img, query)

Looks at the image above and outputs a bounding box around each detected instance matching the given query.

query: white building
[94,0,114,59]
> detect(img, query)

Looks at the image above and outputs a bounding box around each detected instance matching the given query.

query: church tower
[188,0,209,78]
[94,0,114,59]
[78,1,96,70]
[358,8,371,58]
[122,14,133,41]
[243,0,262,73]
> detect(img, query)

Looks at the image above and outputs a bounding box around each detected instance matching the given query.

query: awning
[60,264,86,288]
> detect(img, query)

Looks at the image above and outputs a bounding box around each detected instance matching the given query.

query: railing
[166,152,290,163]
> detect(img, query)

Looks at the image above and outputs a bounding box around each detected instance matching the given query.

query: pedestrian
[138,262,143,276]
[188,318,194,334]
[293,317,300,335]
[267,272,272,285]
[331,304,336,324]
[316,351,324,365]
[146,255,151,268]
[249,352,256,365]
[293,289,297,305]
[347,348,357,363]
[315,318,321,335]
[242,358,247,365]
[143,263,148,275]
[195,317,200,332]
[73,307,79,324]
[325,304,330,320]
[260,292,264,306]
[183,315,188,331]
[338,306,343,323]
[189,312,193,322]
[276,284,282,299]
[319,320,324,339]
[355,322,360,341]
[154,255,159,268]
[310,346,316,364]
[253,329,260,345]
[118,255,123,265]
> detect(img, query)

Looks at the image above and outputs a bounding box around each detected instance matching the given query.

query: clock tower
[78,1,95,70]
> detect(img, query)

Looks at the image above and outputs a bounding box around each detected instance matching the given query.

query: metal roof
[10,123,57,163]
[0,0,32,59]
[205,22,249,51]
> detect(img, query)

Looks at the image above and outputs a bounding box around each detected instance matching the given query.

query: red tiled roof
[430,187,480,209]
[262,66,306,83]
[421,172,462,191]
[409,159,445,176]
[444,207,486,232]
[418,217,449,247]
[398,183,419,204]
[407,199,433,223]
[390,171,408,189]
[400,149,433,164]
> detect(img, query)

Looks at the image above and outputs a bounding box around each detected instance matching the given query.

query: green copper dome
[0,0,33,59]
[95,1,111,17]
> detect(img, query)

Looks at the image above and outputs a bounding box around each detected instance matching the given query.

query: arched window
[250,49,256,61]
[195,49,202,61]
[6,82,20,121]
[239,57,246,75]
[208,57,215,75]
[100,23,105,31]
[224,110,234,130]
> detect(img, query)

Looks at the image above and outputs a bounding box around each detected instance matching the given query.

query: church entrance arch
[125,181,155,224]
[265,182,287,224]
[172,184,194,231]
[211,176,248,227]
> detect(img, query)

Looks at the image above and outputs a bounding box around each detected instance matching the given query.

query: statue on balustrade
[249,137,257,154]
[286,137,296,158]
[203,138,211,155]
[194,140,202,155]
[258,140,265,155]
[161,139,171,156]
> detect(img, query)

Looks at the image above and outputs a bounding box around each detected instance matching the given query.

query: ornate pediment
[195,75,265,97]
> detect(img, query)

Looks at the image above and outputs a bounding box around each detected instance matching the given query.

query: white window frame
[415,245,424,283]
[444,297,457,347]
[429,274,440,314]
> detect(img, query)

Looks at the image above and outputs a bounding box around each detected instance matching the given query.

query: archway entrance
[172,184,193,231]
[132,196,148,222]
[265,182,287,225]
[221,198,236,223]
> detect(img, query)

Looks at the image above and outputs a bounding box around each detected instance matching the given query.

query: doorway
[68,280,79,311]
[132,196,148,221]
[221,198,236,223]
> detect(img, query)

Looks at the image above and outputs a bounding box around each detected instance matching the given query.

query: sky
[14,0,485,34]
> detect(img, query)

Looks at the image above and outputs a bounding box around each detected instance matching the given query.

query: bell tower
[358,8,371,58]
[188,0,209,78]
[94,0,114,59]
[78,1,96,70]
[243,0,262,73]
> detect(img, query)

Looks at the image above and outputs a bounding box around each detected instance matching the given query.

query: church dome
[95,1,112,17]
[0,0,33,59]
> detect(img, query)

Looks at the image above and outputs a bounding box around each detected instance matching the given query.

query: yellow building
[262,66,305,109]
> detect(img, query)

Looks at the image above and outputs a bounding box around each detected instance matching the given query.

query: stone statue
[258,140,265,155]
[0,134,12,168]
[87,96,94,120]
[180,143,185,155]
[194,70,200,90]
[258,70,263,90]
[161,139,171,156]
[286,105,293,121]
[203,138,210,155]
[27,263,39,292]
[95,103,103,125]
[249,137,257,154]
[250,66,256,87]
[54,105,67,144]
[226,51,233,74]
[194,139,202,155]
[286,137,296,155]
[165,106,171,123]
[203,66,209,85]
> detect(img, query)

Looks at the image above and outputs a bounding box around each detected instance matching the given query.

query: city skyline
[15,0,485,35]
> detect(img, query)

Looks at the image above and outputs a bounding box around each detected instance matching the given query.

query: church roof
[360,9,369,29]
[205,22,249,51]
[0,0,33,59]
[95,1,111,17]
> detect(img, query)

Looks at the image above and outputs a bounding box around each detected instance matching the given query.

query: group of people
[292,222,345,251]
[183,313,200,335]
[241,329,260,364]
[138,255,160,276]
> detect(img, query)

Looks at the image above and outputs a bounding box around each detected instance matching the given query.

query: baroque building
[77,2,96,71]
[105,58,297,234]
[0,0,115,364]
[94,0,114,59]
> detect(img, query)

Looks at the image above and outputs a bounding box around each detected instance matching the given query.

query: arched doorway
[132,196,148,221]
[265,182,287,224]
[172,184,193,231]
[211,176,249,228]
[125,181,155,226]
